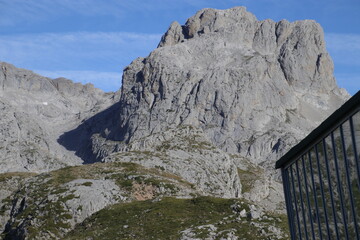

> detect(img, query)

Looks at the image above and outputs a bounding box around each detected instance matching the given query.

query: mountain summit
[89,6,348,167]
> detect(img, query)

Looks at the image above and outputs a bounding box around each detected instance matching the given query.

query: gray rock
[103,126,242,198]
[0,62,119,173]
[100,6,348,166]
[58,179,125,226]
[1,162,196,238]
[158,21,185,48]
[0,173,36,232]
[2,177,124,239]
[239,209,247,218]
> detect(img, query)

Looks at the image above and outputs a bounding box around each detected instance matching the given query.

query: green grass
[64,196,289,240]
[1,161,193,239]
[81,181,93,187]
[1,159,289,240]
[237,167,263,194]
[0,172,37,183]
[64,197,237,239]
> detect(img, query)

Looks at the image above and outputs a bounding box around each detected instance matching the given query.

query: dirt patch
[132,183,157,201]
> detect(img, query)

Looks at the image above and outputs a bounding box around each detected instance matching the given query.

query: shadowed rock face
[94,7,348,167]
[0,62,119,173]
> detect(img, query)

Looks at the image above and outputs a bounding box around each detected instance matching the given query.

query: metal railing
[276,91,360,239]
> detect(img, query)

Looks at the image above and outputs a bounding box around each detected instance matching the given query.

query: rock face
[0,62,119,173]
[103,126,242,198]
[91,7,348,170]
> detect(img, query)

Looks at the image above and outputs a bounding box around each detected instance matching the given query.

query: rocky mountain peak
[157,7,336,94]
[0,62,57,93]
[0,62,106,98]
[104,7,348,168]
[158,7,257,47]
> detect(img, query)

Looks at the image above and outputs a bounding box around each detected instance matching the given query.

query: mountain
[93,7,348,162]
[0,62,119,173]
[0,6,349,240]
[81,6,348,208]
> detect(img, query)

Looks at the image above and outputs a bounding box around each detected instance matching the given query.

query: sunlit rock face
[104,7,348,167]
[85,7,349,207]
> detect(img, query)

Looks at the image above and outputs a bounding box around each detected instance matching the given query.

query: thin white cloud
[0,0,125,26]
[0,0,245,26]
[326,33,360,51]
[323,33,360,94]
[0,31,161,91]
[34,70,122,92]
[0,31,161,45]
[0,0,196,26]
[325,33,360,67]
[0,31,161,67]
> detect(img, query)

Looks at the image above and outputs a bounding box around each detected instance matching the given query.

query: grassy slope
[65,196,289,240]
[0,156,289,239]
[1,162,195,239]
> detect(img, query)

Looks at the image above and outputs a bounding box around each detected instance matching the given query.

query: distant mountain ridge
[0,61,119,173]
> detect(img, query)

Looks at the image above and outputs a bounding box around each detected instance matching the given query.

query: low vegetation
[65,196,289,240]
[0,172,37,183]
[237,166,264,194]
[1,162,195,239]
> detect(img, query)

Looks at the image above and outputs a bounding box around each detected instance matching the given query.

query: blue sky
[0,0,359,94]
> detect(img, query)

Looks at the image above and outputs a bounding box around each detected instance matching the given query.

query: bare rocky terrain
[0,6,350,240]
[0,62,119,173]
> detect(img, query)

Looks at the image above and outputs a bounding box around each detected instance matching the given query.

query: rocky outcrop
[1,162,196,239]
[103,126,242,198]
[0,173,36,232]
[0,62,119,173]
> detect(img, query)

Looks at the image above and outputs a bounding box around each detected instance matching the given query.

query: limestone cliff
[87,7,348,205]
[93,7,348,166]
[0,62,119,173]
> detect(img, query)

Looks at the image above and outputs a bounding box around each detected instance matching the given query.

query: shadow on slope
[57,102,125,164]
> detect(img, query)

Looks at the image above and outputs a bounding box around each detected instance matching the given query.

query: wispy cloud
[0,31,161,68]
[0,31,161,91]
[326,33,360,51]
[0,0,251,27]
[0,0,194,27]
[325,33,360,94]
[0,0,125,26]
[325,33,360,67]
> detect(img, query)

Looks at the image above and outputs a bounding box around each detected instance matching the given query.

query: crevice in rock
[277,56,290,85]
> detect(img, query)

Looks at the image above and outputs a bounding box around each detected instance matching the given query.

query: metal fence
[276,91,360,240]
